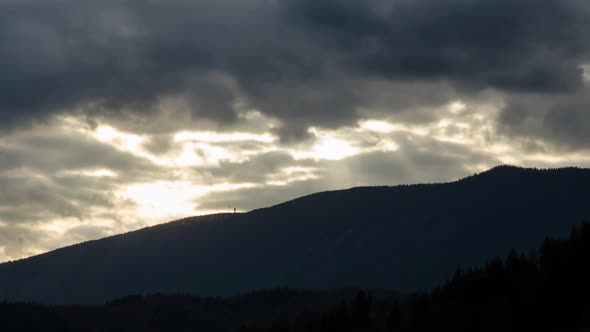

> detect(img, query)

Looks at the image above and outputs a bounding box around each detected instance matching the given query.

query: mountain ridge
[0,165,526,265]
[1,165,590,303]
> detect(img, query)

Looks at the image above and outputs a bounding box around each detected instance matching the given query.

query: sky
[1,0,590,262]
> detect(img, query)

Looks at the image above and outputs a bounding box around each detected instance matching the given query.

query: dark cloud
[499,91,590,151]
[280,0,588,90]
[0,129,158,176]
[543,98,590,148]
[208,151,300,183]
[0,178,79,221]
[0,0,245,126]
[1,0,588,144]
[0,123,163,227]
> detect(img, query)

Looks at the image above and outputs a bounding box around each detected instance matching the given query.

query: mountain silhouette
[1,166,589,304]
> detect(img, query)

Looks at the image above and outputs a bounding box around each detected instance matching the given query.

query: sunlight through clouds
[3,105,590,262]
[36,218,84,235]
[120,182,204,220]
[119,181,258,221]
[93,125,169,165]
[265,167,321,186]
[290,126,400,161]
[360,120,397,133]
[449,100,467,114]
[174,131,275,144]
[293,136,360,161]
[60,169,118,178]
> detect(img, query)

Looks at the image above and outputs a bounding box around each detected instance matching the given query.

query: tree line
[1,221,590,331]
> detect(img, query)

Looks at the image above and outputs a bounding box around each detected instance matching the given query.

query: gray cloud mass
[0,0,589,144]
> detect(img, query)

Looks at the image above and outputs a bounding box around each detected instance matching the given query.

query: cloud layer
[2,0,590,139]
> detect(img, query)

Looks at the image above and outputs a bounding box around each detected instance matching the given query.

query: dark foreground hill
[0,289,373,332]
[246,221,590,332]
[1,166,590,303]
[3,222,590,332]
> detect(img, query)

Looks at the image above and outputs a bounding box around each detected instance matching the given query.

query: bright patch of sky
[2,102,590,262]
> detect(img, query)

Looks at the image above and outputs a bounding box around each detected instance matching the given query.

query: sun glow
[174,131,275,143]
[360,120,397,133]
[290,127,361,161]
[60,169,118,178]
[119,181,258,221]
[51,113,590,243]
[93,125,166,164]
[292,136,359,161]
[449,100,467,114]
[120,181,200,220]
[36,219,79,234]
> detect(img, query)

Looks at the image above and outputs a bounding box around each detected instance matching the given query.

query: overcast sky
[1,0,590,262]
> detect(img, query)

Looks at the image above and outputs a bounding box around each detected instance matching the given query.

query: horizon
[1,164,588,264]
[2,0,590,262]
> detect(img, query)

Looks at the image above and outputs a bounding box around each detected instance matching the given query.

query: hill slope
[1,166,589,303]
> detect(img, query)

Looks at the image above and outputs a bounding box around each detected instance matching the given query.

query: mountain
[0,289,371,332]
[1,166,589,304]
[3,222,590,331]
[246,222,590,332]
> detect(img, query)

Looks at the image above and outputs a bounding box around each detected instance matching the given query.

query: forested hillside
[2,221,590,331]
[1,166,589,303]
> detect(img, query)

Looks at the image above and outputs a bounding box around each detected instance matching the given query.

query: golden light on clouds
[293,136,360,161]
[93,125,166,165]
[36,218,81,235]
[119,181,258,221]
[266,166,321,186]
[3,105,590,262]
[120,181,204,220]
[174,131,275,143]
[52,110,590,181]
[60,169,118,178]
[360,120,397,133]
[449,100,467,114]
